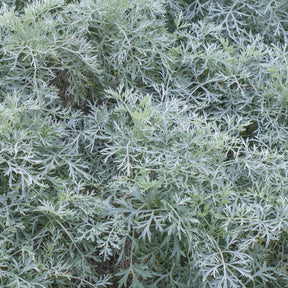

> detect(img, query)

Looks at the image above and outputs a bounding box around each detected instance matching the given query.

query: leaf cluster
[0,0,288,287]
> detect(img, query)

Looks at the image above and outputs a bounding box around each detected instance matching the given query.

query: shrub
[0,0,288,287]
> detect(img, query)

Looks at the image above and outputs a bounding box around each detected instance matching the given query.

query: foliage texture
[0,0,288,287]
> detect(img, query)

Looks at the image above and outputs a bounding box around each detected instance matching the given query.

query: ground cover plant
[0,0,288,287]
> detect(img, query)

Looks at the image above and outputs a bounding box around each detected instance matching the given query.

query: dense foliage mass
[0,0,288,287]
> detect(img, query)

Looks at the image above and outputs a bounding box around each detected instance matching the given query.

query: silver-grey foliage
[0,0,287,287]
